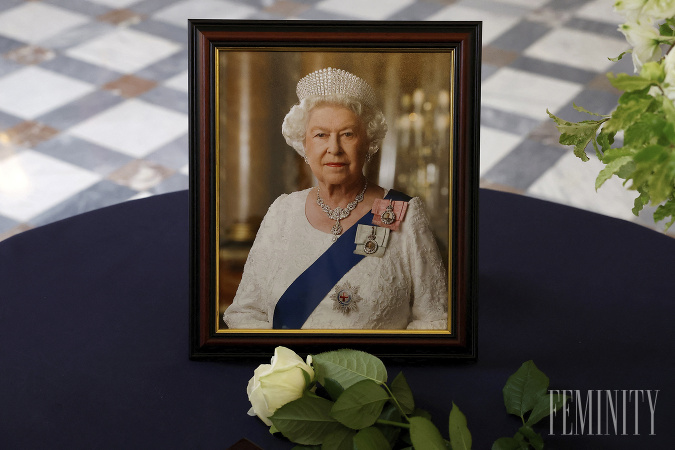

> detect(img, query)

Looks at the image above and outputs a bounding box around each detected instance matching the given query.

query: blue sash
[272,189,411,329]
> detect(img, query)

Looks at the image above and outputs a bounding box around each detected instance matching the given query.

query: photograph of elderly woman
[217,51,452,331]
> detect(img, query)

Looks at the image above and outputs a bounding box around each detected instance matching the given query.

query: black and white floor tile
[0,0,671,241]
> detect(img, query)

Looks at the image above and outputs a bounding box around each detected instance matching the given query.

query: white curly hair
[281,94,387,158]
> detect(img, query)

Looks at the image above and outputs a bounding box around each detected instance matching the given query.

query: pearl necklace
[317,180,368,241]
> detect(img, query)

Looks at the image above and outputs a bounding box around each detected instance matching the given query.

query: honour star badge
[333,282,362,314]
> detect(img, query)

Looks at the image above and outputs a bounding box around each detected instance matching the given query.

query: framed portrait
[189,20,480,359]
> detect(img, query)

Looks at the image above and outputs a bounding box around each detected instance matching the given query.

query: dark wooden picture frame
[189,20,480,360]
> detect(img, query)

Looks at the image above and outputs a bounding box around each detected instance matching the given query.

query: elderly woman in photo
[223,67,447,330]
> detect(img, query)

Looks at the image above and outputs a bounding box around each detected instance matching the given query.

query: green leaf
[633,187,650,216]
[503,361,549,420]
[312,349,387,390]
[410,408,432,421]
[390,372,415,415]
[572,103,607,117]
[661,95,675,124]
[292,445,321,450]
[617,160,637,180]
[640,61,665,82]
[302,368,313,388]
[625,116,665,148]
[513,431,526,444]
[607,72,655,92]
[331,380,390,430]
[374,403,403,446]
[648,157,675,204]
[659,22,674,36]
[270,395,345,445]
[322,428,357,450]
[627,112,672,148]
[654,198,675,230]
[595,156,634,190]
[526,391,570,427]
[617,88,653,106]
[639,142,673,165]
[608,50,629,62]
[491,437,527,450]
[409,416,446,450]
[604,91,655,134]
[597,131,615,153]
[353,427,391,450]
[323,377,345,402]
[591,135,603,159]
[664,122,675,145]
[547,109,606,161]
[518,426,544,450]
[448,402,472,450]
[601,146,634,163]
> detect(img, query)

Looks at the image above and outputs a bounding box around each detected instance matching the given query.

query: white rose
[246,346,314,426]
[619,20,663,71]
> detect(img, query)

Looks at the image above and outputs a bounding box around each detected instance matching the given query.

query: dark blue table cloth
[1,189,673,449]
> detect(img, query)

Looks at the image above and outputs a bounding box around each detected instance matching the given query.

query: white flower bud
[246,346,314,426]
[619,20,663,71]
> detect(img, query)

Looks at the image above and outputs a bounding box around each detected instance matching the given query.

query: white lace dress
[223,188,448,330]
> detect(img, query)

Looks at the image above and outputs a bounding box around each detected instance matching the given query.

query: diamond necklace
[317,179,368,241]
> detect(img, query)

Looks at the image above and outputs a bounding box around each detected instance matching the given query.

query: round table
[1,189,673,448]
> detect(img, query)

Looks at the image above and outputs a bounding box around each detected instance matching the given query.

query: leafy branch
[273,349,468,449]
[260,350,565,450]
[548,64,675,230]
[492,361,570,450]
[547,7,675,231]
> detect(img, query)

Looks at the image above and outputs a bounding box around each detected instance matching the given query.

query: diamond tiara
[296,67,377,108]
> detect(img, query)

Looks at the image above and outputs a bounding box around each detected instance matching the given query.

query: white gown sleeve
[402,197,448,330]
[222,195,289,329]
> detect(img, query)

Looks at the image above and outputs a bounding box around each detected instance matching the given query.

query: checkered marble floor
[0,0,671,241]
